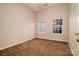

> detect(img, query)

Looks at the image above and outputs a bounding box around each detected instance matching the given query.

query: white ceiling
[25,3,65,12]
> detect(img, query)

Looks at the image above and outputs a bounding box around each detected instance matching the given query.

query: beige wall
[69,4,76,55]
[69,4,79,56]
[36,4,69,42]
[0,4,35,50]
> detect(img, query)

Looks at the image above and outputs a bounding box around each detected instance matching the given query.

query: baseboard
[36,36,68,43]
[68,42,74,56]
[0,37,34,51]
[0,37,68,51]
[35,38,68,44]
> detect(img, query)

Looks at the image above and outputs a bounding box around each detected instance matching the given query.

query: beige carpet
[0,38,73,56]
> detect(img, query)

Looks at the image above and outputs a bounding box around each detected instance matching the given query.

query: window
[53,19,62,34]
[39,20,45,32]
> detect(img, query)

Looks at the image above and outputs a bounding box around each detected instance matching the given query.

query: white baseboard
[68,42,74,56]
[0,37,68,51]
[36,37,68,43]
[0,37,34,51]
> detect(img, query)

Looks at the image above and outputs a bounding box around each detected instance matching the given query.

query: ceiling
[25,3,64,12]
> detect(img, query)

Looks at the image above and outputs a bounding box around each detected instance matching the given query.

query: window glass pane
[39,20,45,32]
[53,19,62,34]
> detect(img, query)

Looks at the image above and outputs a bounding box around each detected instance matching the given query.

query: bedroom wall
[0,4,35,50]
[36,4,69,42]
[69,3,79,56]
